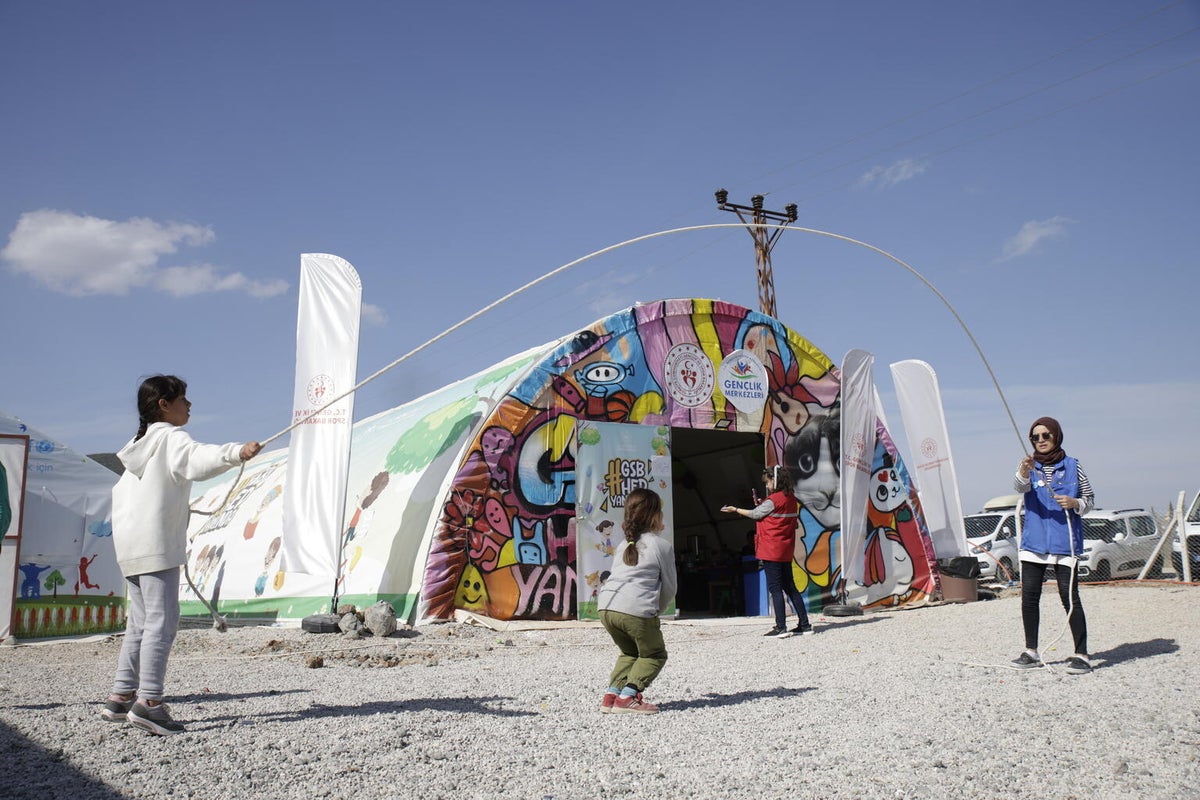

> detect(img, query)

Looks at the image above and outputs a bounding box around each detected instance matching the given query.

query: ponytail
[622,529,639,566]
[621,488,663,566]
[134,375,188,441]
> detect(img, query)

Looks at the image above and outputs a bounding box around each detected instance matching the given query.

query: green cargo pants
[599,609,668,691]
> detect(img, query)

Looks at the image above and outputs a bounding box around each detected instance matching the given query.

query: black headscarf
[1029,416,1067,466]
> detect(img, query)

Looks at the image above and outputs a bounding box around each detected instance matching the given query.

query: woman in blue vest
[1012,417,1094,674]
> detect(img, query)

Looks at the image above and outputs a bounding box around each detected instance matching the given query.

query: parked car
[965,499,1020,582]
[1170,489,1200,580]
[1078,508,1163,581]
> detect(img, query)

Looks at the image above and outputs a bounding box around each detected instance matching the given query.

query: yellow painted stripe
[693,299,728,417]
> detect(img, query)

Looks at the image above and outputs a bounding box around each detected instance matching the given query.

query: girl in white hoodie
[102,375,260,735]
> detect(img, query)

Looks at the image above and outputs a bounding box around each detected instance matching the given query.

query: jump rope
[178,222,1045,642]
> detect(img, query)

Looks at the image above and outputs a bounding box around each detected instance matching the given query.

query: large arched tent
[184,299,939,624]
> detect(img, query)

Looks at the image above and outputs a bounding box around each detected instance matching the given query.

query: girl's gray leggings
[112,567,180,702]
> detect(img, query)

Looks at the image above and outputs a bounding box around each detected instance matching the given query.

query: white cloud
[153,264,288,298]
[998,216,1074,262]
[858,158,928,189]
[1,209,288,298]
[361,302,388,325]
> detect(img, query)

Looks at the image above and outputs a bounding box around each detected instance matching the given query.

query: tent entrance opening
[669,426,764,617]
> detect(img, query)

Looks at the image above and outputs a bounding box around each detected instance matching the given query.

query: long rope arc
[261,222,1026,456]
[771,225,1028,454]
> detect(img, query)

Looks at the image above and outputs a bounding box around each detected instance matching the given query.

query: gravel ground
[1,582,1198,800]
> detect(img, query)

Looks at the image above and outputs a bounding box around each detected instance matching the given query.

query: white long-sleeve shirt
[112,422,244,577]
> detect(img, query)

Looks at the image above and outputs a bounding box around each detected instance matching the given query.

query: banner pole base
[301,613,341,634]
[824,603,864,617]
[825,588,864,617]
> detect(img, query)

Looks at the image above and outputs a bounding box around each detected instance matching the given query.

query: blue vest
[1021,456,1083,556]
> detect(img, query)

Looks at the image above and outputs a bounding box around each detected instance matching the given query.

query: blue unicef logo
[34,440,55,453]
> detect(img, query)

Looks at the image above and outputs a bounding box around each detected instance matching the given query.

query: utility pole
[715,189,797,318]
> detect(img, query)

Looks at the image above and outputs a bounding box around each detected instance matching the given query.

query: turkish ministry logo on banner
[845,429,872,476]
[294,373,346,425]
[716,349,768,413]
[920,437,939,460]
[664,343,715,408]
[306,374,335,407]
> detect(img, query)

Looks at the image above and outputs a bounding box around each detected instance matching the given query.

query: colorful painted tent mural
[0,411,123,640]
[184,299,940,625]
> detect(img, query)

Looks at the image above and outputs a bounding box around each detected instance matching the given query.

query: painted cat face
[786,409,841,529]
[870,466,906,514]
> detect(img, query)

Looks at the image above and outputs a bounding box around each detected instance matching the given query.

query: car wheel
[998,557,1016,582]
[1093,561,1111,582]
[1146,558,1163,579]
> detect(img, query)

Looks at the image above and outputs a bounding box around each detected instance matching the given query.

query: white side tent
[0,411,122,639]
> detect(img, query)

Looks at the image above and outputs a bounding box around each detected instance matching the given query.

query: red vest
[755,491,800,562]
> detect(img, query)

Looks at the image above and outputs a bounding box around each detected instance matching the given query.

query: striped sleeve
[1075,462,1094,515]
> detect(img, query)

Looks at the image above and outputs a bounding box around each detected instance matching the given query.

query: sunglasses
[1030,432,1054,443]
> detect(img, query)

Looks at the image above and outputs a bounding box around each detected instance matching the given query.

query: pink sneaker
[611,694,659,714]
[599,692,617,713]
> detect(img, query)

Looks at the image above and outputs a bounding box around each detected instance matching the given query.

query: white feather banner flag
[839,349,877,596]
[280,254,362,583]
[889,359,968,558]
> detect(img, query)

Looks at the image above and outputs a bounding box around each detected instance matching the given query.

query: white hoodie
[112,422,244,577]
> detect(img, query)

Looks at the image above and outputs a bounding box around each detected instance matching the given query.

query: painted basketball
[605,390,636,422]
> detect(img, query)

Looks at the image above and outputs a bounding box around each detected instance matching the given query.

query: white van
[1171,489,1200,580]
[964,495,1020,582]
[1077,508,1162,581]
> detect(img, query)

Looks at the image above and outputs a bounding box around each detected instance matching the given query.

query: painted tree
[44,569,66,598]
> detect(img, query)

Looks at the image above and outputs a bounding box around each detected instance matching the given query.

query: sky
[2,1,1198,516]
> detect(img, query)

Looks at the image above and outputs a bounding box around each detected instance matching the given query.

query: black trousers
[1020,559,1087,656]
